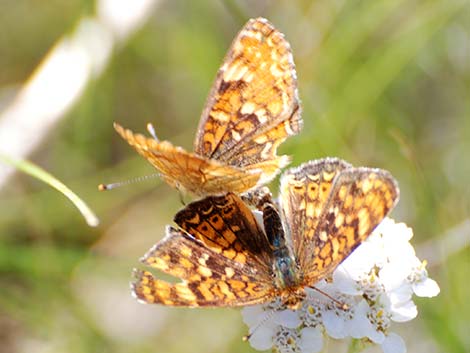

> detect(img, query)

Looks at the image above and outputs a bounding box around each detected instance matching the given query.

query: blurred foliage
[0,0,469,352]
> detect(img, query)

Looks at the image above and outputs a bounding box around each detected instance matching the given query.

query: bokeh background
[0,1,469,352]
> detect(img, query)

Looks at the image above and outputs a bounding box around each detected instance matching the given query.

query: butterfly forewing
[194,17,301,171]
[301,167,399,282]
[174,193,273,270]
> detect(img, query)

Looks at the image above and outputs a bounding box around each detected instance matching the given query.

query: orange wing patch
[132,269,272,307]
[113,17,301,196]
[174,193,273,268]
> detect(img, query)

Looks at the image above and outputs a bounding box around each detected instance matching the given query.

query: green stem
[0,154,99,227]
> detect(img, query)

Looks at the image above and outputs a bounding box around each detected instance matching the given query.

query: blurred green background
[0,0,469,352]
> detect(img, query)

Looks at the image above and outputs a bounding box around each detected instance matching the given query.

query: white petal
[390,300,417,322]
[381,332,407,353]
[413,278,440,297]
[341,242,379,277]
[378,218,413,243]
[304,283,330,302]
[373,217,393,234]
[380,262,411,291]
[346,300,384,343]
[321,310,347,339]
[274,309,301,328]
[374,219,416,266]
[347,315,384,343]
[299,327,323,353]
[388,286,413,307]
[248,325,275,351]
[389,242,416,262]
[242,305,265,326]
[332,266,361,295]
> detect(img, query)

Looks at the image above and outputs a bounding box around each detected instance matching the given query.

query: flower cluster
[242,218,440,353]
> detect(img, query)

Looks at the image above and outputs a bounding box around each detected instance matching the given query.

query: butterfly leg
[306,285,349,310]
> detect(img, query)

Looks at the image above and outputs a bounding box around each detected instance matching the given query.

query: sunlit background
[0,1,469,352]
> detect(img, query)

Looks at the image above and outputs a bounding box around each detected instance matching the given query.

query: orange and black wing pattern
[113,123,261,196]
[194,17,302,182]
[279,158,352,270]
[132,194,275,307]
[114,18,301,196]
[279,158,399,284]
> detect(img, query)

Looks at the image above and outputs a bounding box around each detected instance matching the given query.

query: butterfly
[131,158,399,308]
[113,18,302,196]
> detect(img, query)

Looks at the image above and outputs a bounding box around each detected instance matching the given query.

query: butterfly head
[279,286,306,310]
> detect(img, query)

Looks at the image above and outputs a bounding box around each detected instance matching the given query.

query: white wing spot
[231,129,241,141]
[261,142,273,159]
[225,267,235,278]
[241,102,256,115]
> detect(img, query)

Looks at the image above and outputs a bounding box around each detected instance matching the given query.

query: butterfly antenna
[242,308,276,342]
[307,286,349,310]
[146,123,159,141]
[98,174,161,191]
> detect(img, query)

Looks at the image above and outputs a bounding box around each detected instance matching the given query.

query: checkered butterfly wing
[194,17,302,182]
[279,158,399,284]
[132,193,276,307]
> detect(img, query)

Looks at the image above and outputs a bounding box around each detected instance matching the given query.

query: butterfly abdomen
[262,203,300,289]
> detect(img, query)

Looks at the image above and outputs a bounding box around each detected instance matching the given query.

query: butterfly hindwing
[132,209,274,307]
[113,123,262,195]
[279,158,352,270]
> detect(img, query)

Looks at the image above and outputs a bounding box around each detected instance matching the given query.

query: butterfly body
[263,202,301,293]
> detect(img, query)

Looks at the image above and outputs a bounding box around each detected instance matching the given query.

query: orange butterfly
[131,158,399,308]
[113,18,302,196]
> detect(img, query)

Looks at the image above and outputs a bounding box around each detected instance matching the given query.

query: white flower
[242,218,439,353]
